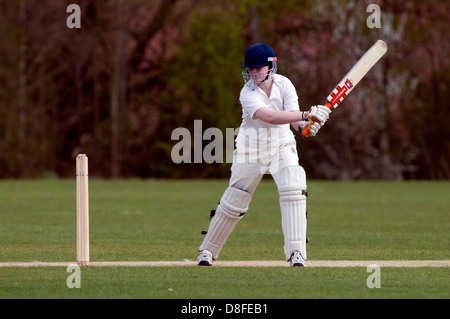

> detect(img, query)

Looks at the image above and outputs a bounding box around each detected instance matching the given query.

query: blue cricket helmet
[241,43,278,89]
[242,43,277,68]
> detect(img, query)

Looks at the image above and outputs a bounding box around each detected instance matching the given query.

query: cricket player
[197,43,330,267]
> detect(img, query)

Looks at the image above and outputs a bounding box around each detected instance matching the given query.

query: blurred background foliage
[0,0,448,179]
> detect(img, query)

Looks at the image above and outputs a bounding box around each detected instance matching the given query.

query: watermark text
[366,264,381,288]
[66,264,81,288]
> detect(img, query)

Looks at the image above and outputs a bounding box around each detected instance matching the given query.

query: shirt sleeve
[282,78,300,112]
[239,87,265,119]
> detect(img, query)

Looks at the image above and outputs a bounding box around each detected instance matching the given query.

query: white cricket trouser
[199,139,308,261]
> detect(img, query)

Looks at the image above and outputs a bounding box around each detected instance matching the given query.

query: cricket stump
[76,154,89,266]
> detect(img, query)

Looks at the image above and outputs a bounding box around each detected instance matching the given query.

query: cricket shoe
[289,251,306,267]
[197,250,213,266]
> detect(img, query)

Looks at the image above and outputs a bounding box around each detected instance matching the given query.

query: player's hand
[300,121,321,137]
[306,105,331,125]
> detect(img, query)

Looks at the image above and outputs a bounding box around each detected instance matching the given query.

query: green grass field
[0,179,449,299]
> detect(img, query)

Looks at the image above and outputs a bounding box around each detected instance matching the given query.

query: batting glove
[300,121,321,137]
[305,105,331,125]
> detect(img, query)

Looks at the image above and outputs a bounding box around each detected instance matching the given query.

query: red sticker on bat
[330,85,348,105]
[345,78,353,89]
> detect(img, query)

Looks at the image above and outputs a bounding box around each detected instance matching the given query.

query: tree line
[0,0,448,179]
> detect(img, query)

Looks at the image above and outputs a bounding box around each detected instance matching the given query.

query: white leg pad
[280,198,307,261]
[278,166,307,261]
[199,186,252,259]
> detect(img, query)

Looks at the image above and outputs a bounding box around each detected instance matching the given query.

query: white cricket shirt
[236,74,300,154]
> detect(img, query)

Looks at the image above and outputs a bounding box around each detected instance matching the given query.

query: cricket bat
[302,39,388,137]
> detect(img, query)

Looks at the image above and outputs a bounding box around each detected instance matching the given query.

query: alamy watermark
[366,4,381,29]
[171,120,282,173]
[66,4,81,29]
[66,3,381,30]
[66,264,81,288]
[366,264,381,288]
[171,120,237,165]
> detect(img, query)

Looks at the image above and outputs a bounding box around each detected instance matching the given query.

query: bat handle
[301,125,311,137]
[300,102,333,137]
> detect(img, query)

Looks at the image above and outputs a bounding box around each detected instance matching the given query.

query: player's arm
[253,107,305,125]
[253,105,331,126]
[290,119,305,133]
[254,106,330,137]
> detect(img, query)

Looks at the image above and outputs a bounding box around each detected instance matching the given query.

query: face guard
[242,57,277,90]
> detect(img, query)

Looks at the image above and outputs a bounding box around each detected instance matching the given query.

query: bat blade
[301,40,387,137]
[326,39,387,109]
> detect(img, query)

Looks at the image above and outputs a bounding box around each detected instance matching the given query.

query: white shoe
[197,250,213,266]
[289,251,306,267]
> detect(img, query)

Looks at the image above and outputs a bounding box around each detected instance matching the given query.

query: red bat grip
[300,102,333,137]
[300,126,311,137]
